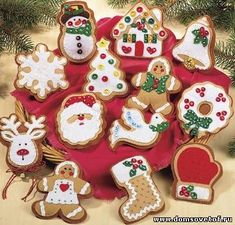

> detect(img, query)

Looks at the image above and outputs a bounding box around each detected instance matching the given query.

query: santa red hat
[64,94,96,108]
[172,144,222,203]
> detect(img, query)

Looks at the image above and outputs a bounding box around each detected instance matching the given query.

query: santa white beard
[58,102,103,145]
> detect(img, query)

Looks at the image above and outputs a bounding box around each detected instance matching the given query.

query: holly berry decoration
[123,158,147,177]
[192,26,209,47]
[179,185,197,200]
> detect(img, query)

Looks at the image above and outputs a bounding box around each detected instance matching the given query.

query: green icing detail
[125,16,131,23]
[139,165,147,171]
[117,83,123,89]
[192,29,208,47]
[149,121,169,133]
[91,74,98,80]
[129,169,137,177]
[123,161,132,167]
[66,21,92,36]
[148,18,155,24]
[108,59,114,64]
[183,109,213,137]
[141,72,169,94]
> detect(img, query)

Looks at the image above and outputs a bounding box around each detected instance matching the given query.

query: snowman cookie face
[56,93,106,149]
[57,1,97,64]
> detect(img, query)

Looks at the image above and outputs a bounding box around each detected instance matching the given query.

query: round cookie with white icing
[83,38,128,101]
[177,82,233,139]
[32,161,92,223]
[56,93,106,149]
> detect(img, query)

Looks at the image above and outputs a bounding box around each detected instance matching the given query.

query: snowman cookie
[32,161,92,223]
[57,1,97,64]
[56,93,106,149]
[83,38,128,101]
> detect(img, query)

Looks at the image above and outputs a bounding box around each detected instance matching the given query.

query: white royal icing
[131,97,147,109]
[168,77,176,91]
[16,44,68,99]
[136,73,142,87]
[109,107,167,148]
[39,201,46,216]
[67,207,82,218]
[79,182,90,195]
[155,103,170,113]
[43,178,48,191]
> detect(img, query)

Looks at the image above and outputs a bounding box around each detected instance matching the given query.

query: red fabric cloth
[12,16,231,200]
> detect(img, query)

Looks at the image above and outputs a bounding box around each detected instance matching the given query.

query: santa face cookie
[127,56,181,115]
[32,161,92,223]
[0,114,46,173]
[83,38,128,101]
[57,1,97,64]
[112,2,167,58]
[109,106,169,150]
[177,82,233,139]
[56,93,106,149]
[111,156,165,223]
[172,16,215,70]
[15,44,68,101]
[172,144,222,204]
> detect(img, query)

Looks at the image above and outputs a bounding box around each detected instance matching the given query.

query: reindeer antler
[25,116,46,135]
[0,115,21,135]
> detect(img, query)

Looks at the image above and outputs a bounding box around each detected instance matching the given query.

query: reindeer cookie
[32,161,92,223]
[127,56,181,115]
[0,114,46,200]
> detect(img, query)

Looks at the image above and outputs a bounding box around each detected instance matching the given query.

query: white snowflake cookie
[15,43,69,101]
[177,82,233,139]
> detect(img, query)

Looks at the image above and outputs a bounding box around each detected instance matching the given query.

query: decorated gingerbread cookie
[177,82,233,139]
[109,106,169,150]
[111,156,165,223]
[83,38,128,101]
[57,1,97,64]
[171,143,222,204]
[112,2,167,58]
[15,44,69,101]
[56,93,106,149]
[127,56,181,114]
[172,16,215,70]
[32,161,92,223]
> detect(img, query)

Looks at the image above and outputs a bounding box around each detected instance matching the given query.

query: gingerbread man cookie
[127,56,181,115]
[57,1,97,64]
[111,156,165,223]
[32,161,92,223]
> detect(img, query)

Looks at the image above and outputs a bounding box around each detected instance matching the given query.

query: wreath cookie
[177,82,233,138]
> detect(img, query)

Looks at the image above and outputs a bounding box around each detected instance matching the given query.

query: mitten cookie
[127,56,181,114]
[172,16,215,70]
[83,38,128,101]
[171,144,222,204]
[56,93,106,149]
[57,1,97,63]
[111,156,164,223]
[112,2,167,58]
[32,161,92,223]
[15,43,68,101]
[177,82,233,140]
[109,106,169,150]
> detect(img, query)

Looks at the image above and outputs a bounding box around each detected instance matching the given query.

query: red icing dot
[216,112,221,117]
[88,86,94,91]
[68,21,73,26]
[216,97,221,102]
[82,19,87,24]
[137,6,143,13]
[189,101,194,106]
[201,87,206,92]
[196,88,200,93]
[159,30,166,37]
[184,99,189,103]
[218,93,223,97]
[199,27,205,32]
[69,172,74,176]
[102,76,108,82]
[131,158,137,163]
[220,116,225,121]
[222,111,227,116]
[222,97,226,102]
[138,160,143,164]
[185,105,189,109]
[113,29,119,35]
[179,191,184,196]
[200,93,205,97]
[133,164,139,169]
[100,53,106,59]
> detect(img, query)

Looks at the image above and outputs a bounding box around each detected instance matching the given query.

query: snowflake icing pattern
[16,44,69,100]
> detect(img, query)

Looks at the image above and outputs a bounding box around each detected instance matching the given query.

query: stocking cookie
[127,56,181,114]
[172,144,222,204]
[57,1,97,63]
[56,93,106,149]
[111,156,164,223]
[15,44,68,101]
[112,2,167,58]
[177,82,233,140]
[172,16,215,70]
[83,38,128,101]
[32,161,92,223]
[109,106,169,150]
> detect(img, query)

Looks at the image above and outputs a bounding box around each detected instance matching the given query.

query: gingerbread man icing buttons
[32,161,92,223]
[172,16,215,71]
[111,156,165,223]
[112,2,167,58]
[15,43,69,102]
[57,1,97,64]
[127,56,181,115]
[83,38,128,101]
[177,82,233,140]
[109,106,169,150]
[171,143,222,204]
[56,93,106,149]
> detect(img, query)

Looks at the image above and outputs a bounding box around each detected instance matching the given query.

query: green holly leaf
[139,165,147,171]
[123,161,132,167]
[192,29,199,35]
[194,37,201,44]
[129,169,137,177]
